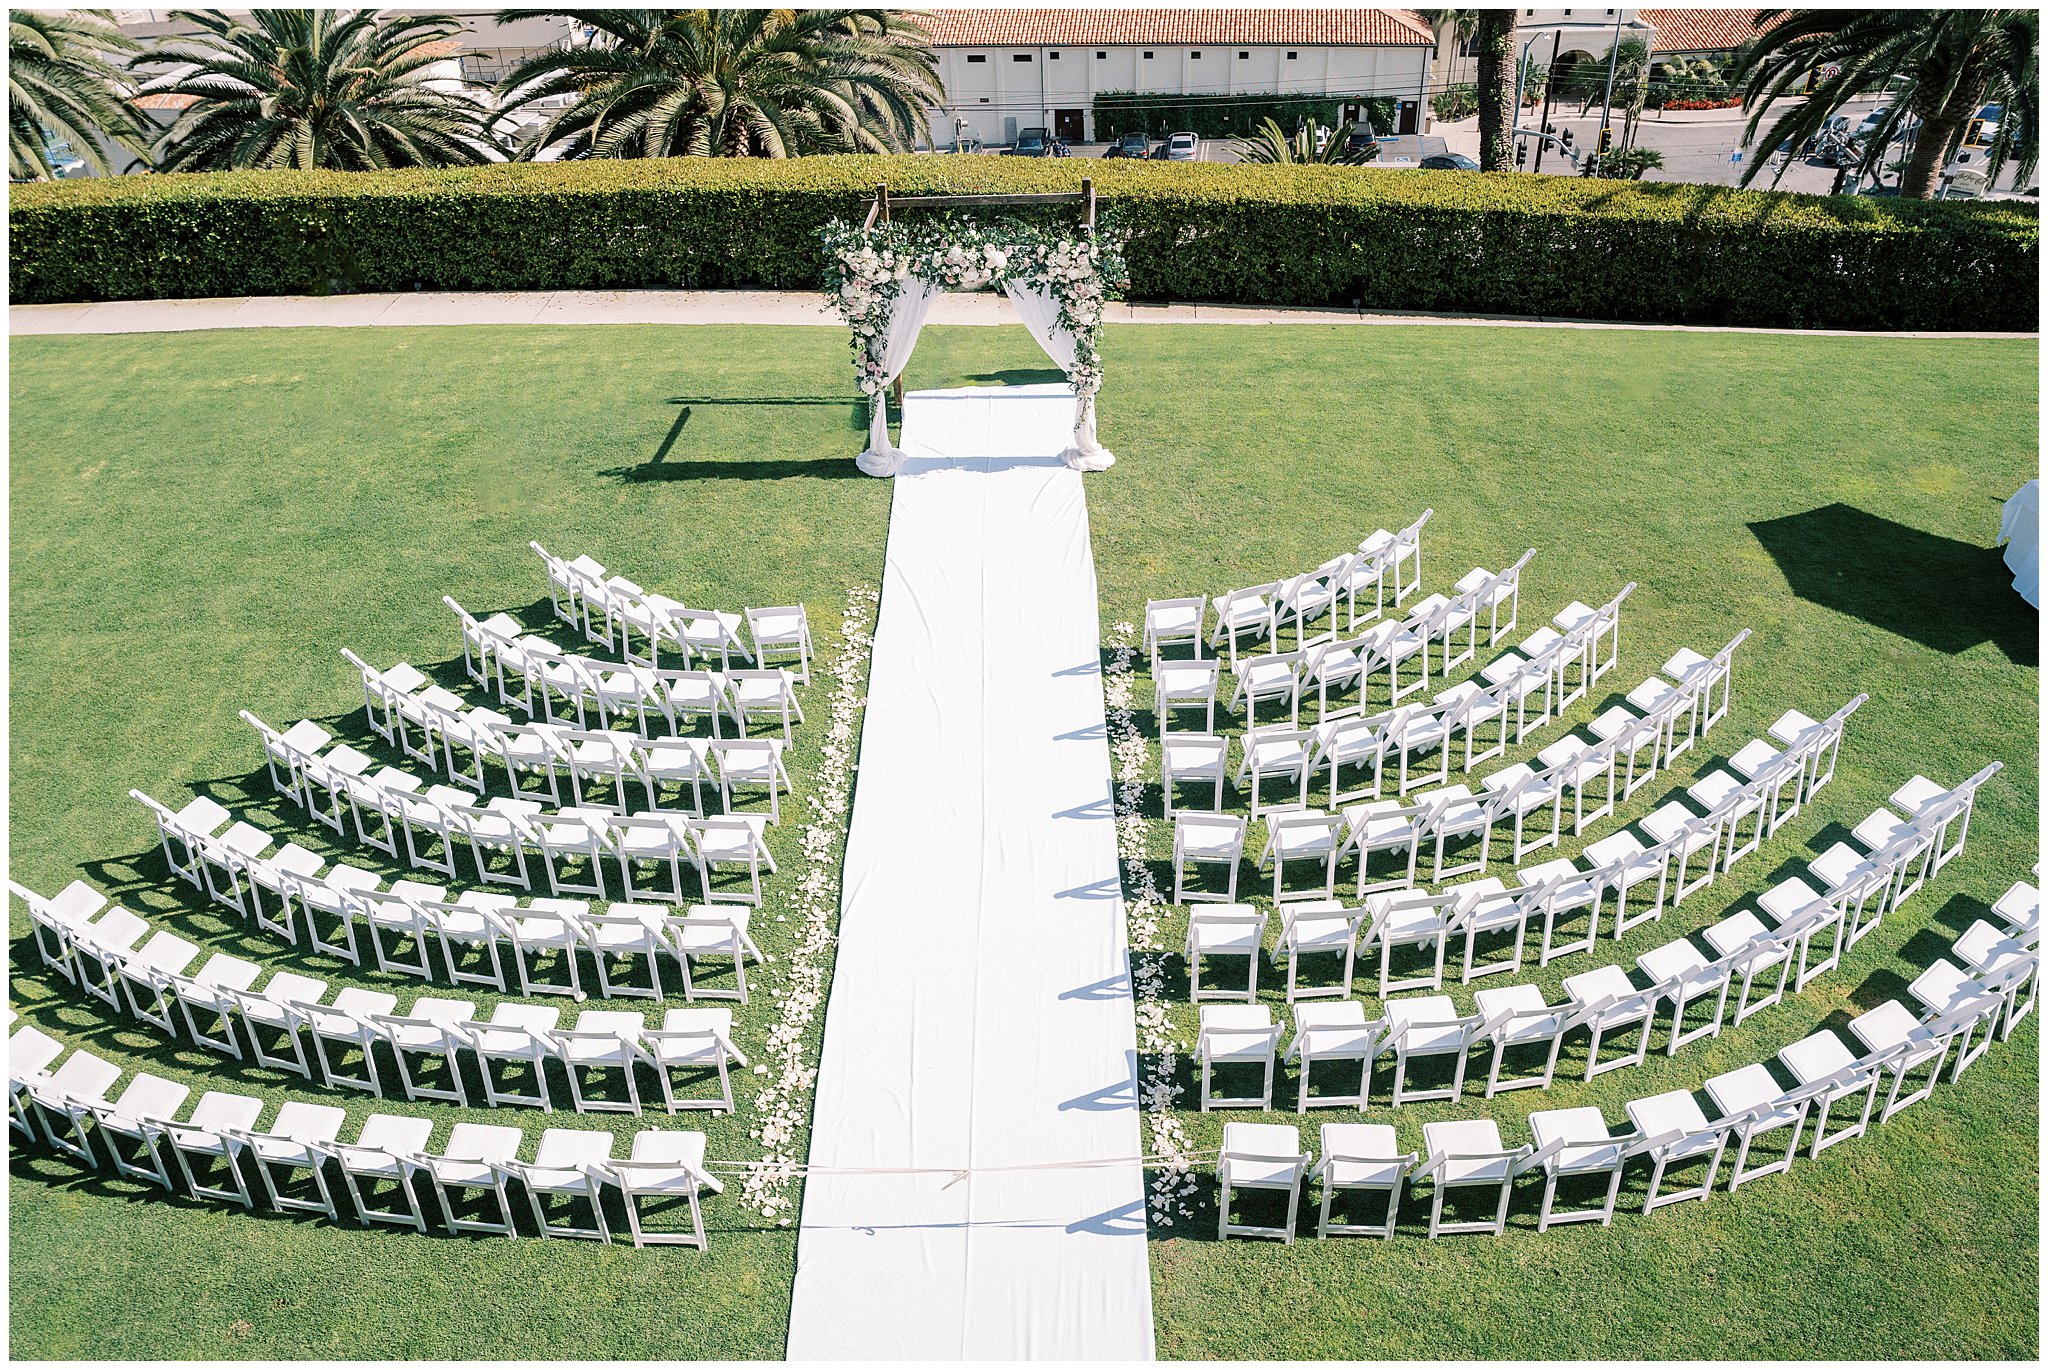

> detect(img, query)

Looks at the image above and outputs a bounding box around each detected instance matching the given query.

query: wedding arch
[821,183,1129,477]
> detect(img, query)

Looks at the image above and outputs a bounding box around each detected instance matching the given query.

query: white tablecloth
[1999,480,2038,608]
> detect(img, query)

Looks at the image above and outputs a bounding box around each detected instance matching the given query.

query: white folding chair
[647,1008,748,1113]
[1473,983,1571,1096]
[1778,1030,1881,1156]
[335,1113,435,1231]
[1162,734,1231,817]
[1173,812,1244,903]
[1144,596,1206,668]
[1521,1106,1628,1229]
[1260,809,1344,904]
[1624,1090,1729,1212]
[1284,1001,1382,1110]
[746,605,813,684]
[1185,905,1267,1003]
[1704,1064,1807,1190]
[237,1100,346,1218]
[556,1010,650,1114]
[1635,937,1731,1054]
[164,1090,265,1207]
[1381,995,1479,1105]
[1197,1005,1280,1110]
[609,1129,722,1248]
[508,1127,616,1241]
[1277,901,1362,1001]
[463,1003,563,1111]
[1415,1119,1523,1237]
[420,1121,525,1236]
[1217,1122,1309,1243]
[1312,1122,1413,1238]
[1563,965,1657,1079]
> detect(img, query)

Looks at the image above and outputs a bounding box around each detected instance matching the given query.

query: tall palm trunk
[1899,82,1985,198]
[1475,10,1518,171]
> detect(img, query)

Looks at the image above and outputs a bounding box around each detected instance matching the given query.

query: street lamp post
[1509,21,1618,169]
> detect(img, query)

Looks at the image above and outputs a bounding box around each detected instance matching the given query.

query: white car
[1163,131,1199,161]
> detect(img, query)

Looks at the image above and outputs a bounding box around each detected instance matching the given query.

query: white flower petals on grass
[1102,622,1200,1228]
[740,584,878,1219]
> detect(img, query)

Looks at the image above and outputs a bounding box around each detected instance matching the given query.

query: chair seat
[1728,738,1783,778]
[1164,738,1229,773]
[1220,1122,1303,1186]
[1292,1001,1374,1057]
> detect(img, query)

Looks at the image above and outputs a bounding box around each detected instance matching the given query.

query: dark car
[1104,132,1150,159]
[1420,153,1480,171]
[1342,130,1377,160]
[1008,127,1052,156]
[1147,142,1173,160]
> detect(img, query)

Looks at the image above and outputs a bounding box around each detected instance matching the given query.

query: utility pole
[1596,8,1626,158]
[1533,29,1561,173]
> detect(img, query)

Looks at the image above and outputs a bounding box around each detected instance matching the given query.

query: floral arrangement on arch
[819,215,1130,400]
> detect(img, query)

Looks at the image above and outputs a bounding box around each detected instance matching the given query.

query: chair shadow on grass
[1748,503,2036,664]
[962,369,1069,388]
[601,397,871,484]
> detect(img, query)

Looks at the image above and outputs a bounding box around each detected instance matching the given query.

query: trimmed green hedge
[10,155,2038,329]
[1091,91,1397,140]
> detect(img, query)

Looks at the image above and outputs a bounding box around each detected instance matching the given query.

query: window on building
[1013,53,1032,62]
[966,53,986,63]
[978,97,989,103]
[1142,50,1153,59]
[1190,51,1201,59]
[1286,51,1298,60]
[1459,34,1481,56]
[1048,50,1059,59]
[1095,50,1106,58]
[1238,50,1249,59]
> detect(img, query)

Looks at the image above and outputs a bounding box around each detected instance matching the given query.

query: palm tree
[132,9,497,172]
[1473,10,1520,171]
[10,9,150,180]
[492,10,943,160]
[1231,118,1373,165]
[1731,8,2038,198]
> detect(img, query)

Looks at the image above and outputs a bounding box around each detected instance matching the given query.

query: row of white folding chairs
[7,1027,719,1245]
[351,635,805,755]
[247,708,777,830]
[1170,537,1508,690]
[1159,511,1434,668]
[1189,756,1992,1022]
[1200,557,1570,728]
[531,541,810,681]
[1169,597,1656,829]
[1237,689,1870,910]
[13,892,750,1116]
[136,777,778,913]
[1195,889,2024,1126]
[1178,686,1765,910]
[1235,622,1741,859]
[1317,645,1787,891]
[127,796,776,994]
[1214,980,2015,1241]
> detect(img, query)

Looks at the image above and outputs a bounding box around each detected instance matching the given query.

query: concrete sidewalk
[8,289,2028,340]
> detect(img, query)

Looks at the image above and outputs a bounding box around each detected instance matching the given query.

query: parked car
[1967,103,2002,145]
[1342,130,1378,160]
[1162,131,1199,161]
[1104,132,1150,159]
[1419,152,1480,171]
[948,136,986,155]
[1008,127,1051,157]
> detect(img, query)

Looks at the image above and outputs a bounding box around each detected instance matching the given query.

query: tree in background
[1231,117,1375,165]
[493,9,942,159]
[1474,10,1519,170]
[132,9,496,171]
[9,9,150,179]
[1731,7,2038,198]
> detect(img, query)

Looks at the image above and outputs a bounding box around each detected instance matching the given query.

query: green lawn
[9,320,2038,1361]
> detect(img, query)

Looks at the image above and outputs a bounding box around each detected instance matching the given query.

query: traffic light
[1561,128,1574,148]
[1597,125,1614,154]
[1967,117,1988,146]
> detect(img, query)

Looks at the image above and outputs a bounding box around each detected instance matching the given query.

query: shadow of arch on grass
[1748,502,2037,664]
[602,396,872,482]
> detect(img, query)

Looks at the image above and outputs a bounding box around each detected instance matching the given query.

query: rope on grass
[702,1149,1222,1187]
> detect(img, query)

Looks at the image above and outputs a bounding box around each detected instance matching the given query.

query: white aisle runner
[786,385,1154,1360]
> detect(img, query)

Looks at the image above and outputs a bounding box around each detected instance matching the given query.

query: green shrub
[9,155,2038,329]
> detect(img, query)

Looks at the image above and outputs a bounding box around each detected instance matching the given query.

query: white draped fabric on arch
[821,217,1126,477]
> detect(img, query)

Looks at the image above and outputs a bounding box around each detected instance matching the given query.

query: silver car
[1163,131,1199,161]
